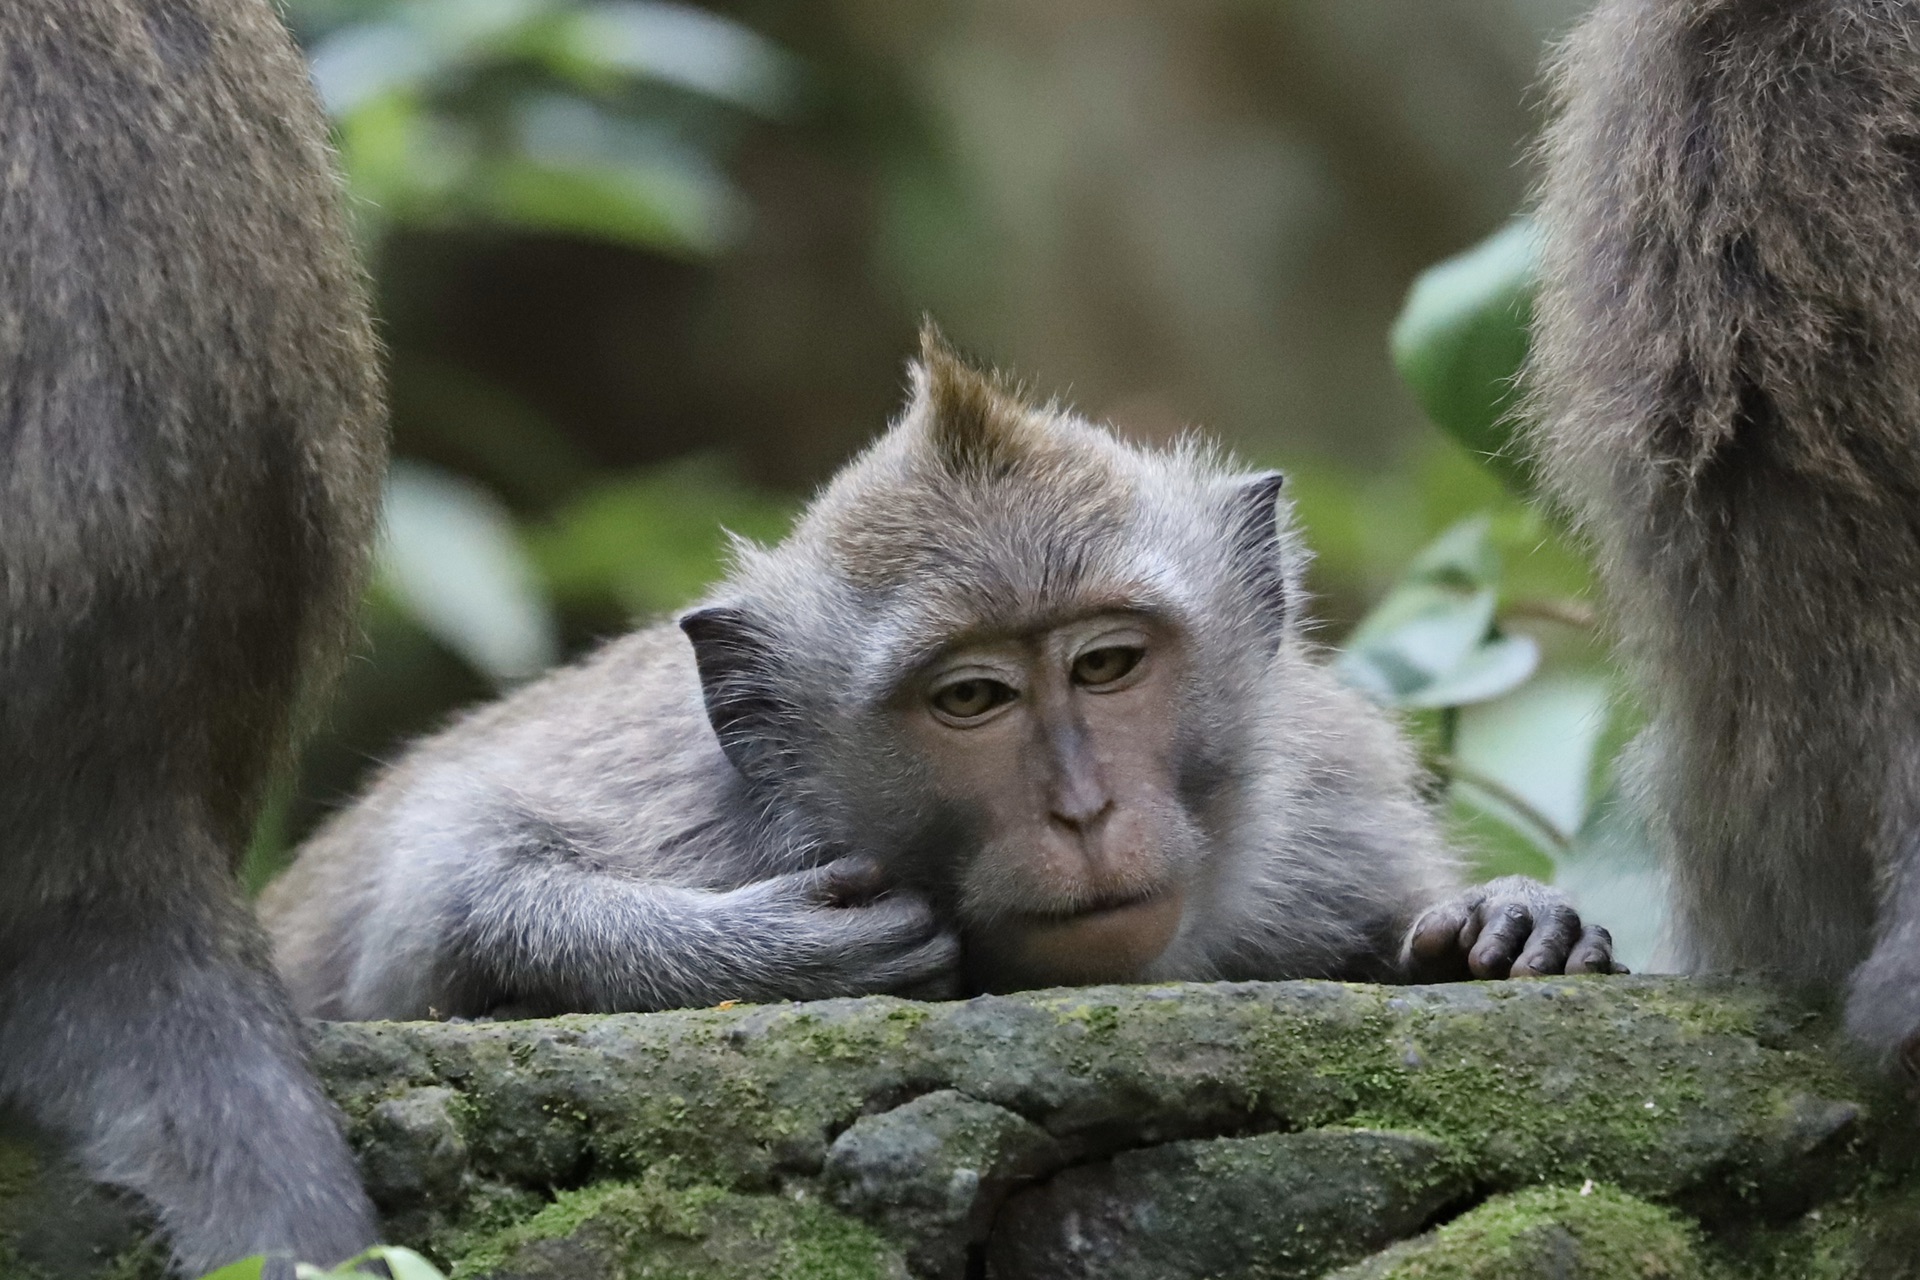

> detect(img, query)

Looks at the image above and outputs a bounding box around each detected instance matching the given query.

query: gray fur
[267,336,1603,1022]
[1528,0,1920,1059]
[0,0,383,1270]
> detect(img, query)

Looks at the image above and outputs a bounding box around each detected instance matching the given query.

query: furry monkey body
[1530,0,1920,1065]
[0,0,384,1271]
[267,335,1614,1019]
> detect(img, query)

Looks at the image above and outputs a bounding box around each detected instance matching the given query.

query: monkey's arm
[442,856,956,1017]
[311,815,958,1020]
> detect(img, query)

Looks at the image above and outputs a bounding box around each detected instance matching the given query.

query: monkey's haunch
[1528,0,1920,1065]
[0,0,385,1270]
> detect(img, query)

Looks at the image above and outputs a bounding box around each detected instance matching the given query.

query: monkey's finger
[841,893,943,949]
[1407,901,1474,962]
[1565,925,1617,975]
[789,856,889,907]
[1900,1031,1920,1084]
[1467,902,1535,978]
[872,931,964,997]
[1510,904,1582,976]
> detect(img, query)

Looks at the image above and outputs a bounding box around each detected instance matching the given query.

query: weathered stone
[361,1087,470,1208]
[822,1090,1065,1279]
[0,1144,152,1279]
[306,975,1902,1220]
[988,1128,1464,1280]
[0,978,1911,1278]
[450,1174,908,1280]
[1327,1185,1711,1280]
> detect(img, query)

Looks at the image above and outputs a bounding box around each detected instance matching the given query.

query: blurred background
[266,0,1667,968]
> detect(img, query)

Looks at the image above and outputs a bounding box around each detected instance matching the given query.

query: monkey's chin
[969,889,1186,994]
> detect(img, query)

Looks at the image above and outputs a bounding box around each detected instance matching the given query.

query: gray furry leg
[1844,847,1920,1078]
[0,893,375,1275]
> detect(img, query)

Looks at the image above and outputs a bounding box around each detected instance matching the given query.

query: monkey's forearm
[362,855,953,1018]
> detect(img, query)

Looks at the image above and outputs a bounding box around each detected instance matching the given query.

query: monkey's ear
[679,604,793,782]
[1229,470,1290,639]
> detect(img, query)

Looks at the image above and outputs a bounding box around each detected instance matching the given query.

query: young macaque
[264,330,1614,1018]
[1528,0,1920,1072]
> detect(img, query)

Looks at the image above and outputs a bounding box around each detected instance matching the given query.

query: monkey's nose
[1049,789,1113,834]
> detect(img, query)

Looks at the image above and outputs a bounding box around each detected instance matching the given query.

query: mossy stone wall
[3,977,1916,1278]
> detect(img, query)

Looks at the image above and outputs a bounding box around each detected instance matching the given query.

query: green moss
[1716,1180,1920,1280]
[447,1170,904,1280]
[0,1145,38,1206]
[1335,1185,1711,1279]
[296,978,1904,1276]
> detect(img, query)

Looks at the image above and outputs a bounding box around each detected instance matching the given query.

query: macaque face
[897,611,1202,992]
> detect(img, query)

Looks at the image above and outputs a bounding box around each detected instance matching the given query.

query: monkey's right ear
[679,604,793,782]
[1229,470,1291,641]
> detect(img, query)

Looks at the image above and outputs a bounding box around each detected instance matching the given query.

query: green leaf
[1337,583,1497,700]
[1399,633,1539,710]
[1446,789,1558,883]
[197,1259,266,1280]
[1406,512,1500,587]
[380,461,560,685]
[530,457,796,619]
[1337,516,1537,709]
[293,1244,450,1279]
[481,153,736,253]
[364,1246,449,1280]
[1454,672,1613,842]
[555,2,798,115]
[1390,219,1538,493]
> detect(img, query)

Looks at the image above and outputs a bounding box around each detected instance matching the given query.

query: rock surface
[0,976,1915,1278]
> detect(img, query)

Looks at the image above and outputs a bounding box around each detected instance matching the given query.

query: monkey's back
[0,0,385,896]
[1529,0,1920,980]
[261,625,776,1019]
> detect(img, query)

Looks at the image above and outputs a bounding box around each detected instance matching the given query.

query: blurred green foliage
[296,0,794,252]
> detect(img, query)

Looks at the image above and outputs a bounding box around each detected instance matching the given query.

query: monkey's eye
[930,677,1018,723]
[1071,645,1144,688]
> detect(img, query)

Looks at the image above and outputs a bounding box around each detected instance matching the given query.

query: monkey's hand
[715,856,961,1003]
[1401,876,1619,982]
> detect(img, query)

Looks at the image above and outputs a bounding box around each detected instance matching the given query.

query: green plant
[198,1245,446,1280]
[1372,222,1665,968]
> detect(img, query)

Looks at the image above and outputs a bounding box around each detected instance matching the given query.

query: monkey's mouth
[1019,886,1172,925]
[972,886,1187,993]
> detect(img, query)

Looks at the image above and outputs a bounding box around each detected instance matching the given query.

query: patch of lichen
[1331,1184,1716,1279]
[446,1169,905,1280]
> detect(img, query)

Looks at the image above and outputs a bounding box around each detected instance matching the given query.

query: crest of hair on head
[911,321,1046,477]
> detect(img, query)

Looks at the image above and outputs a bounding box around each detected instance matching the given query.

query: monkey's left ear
[679,604,793,783]
[1228,470,1290,640]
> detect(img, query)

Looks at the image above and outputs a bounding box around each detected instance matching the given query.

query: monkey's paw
[1402,876,1620,983]
[728,856,962,1002]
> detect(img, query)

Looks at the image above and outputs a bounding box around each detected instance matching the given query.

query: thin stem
[1432,753,1573,854]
